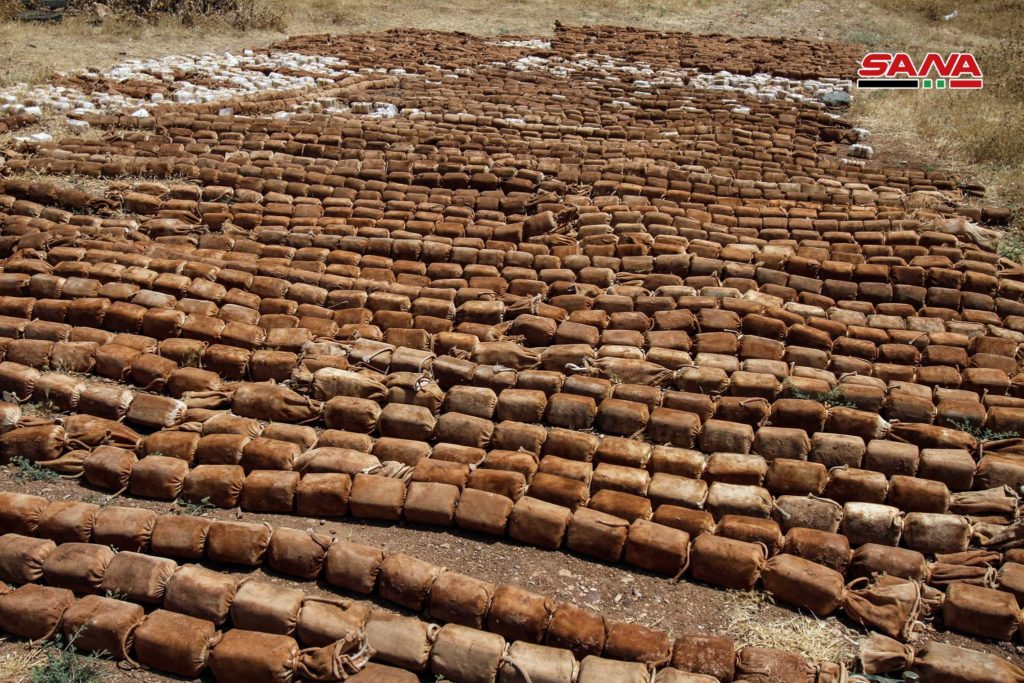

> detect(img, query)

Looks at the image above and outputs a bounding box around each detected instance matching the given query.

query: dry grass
[722,591,862,665]
[0,641,44,683]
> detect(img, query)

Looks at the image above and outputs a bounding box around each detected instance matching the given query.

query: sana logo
[857,52,983,89]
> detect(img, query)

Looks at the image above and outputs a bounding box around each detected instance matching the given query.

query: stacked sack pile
[0,23,1022,683]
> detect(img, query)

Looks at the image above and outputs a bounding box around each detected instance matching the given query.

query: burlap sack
[91,505,157,552]
[0,492,48,534]
[545,603,606,659]
[942,582,1019,640]
[498,641,578,683]
[843,575,936,639]
[61,594,144,659]
[604,620,671,665]
[324,541,385,594]
[101,550,177,604]
[267,528,332,579]
[670,634,736,682]
[209,629,300,683]
[163,564,238,625]
[149,514,211,560]
[430,623,506,683]
[206,520,272,566]
[133,609,218,678]
[365,611,436,672]
[576,656,649,683]
[0,534,56,583]
[427,571,495,629]
[689,534,765,590]
[762,554,845,616]
[296,596,370,648]
[487,584,553,643]
[734,646,815,683]
[231,579,304,635]
[42,542,114,594]
[0,583,74,640]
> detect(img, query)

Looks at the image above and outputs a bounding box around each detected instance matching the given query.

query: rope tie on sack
[500,654,534,683]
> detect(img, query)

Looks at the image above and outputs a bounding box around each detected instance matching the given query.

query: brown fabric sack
[943,582,1019,640]
[913,639,1024,682]
[734,646,815,683]
[488,584,555,644]
[209,629,299,683]
[771,495,843,534]
[324,396,382,433]
[509,496,573,550]
[576,656,649,683]
[206,520,272,566]
[182,464,246,508]
[101,550,177,604]
[163,564,238,625]
[267,528,332,579]
[567,507,629,562]
[231,579,304,635]
[545,603,606,659]
[427,571,495,629]
[689,534,765,590]
[671,634,736,682]
[456,487,514,535]
[232,382,322,424]
[379,552,442,612]
[150,514,211,560]
[0,583,74,640]
[82,446,137,491]
[61,594,144,659]
[841,502,903,547]
[849,543,928,581]
[762,554,844,616]
[528,472,590,509]
[365,611,436,672]
[716,515,783,555]
[241,470,301,513]
[843,575,935,639]
[781,528,850,574]
[349,473,407,520]
[498,641,577,683]
[296,473,352,518]
[430,623,505,683]
[0,491,48,534]
[404,481,459,526]
[133,608,218,678]
[129,455,190,499]
[324,541,384,594]
[604,620,671,665]
[42,542,114,594]
[0,534,56,583]
[706,482,772,519]
[296,596,370,648]
[625,519,690,576]
[902,512,971,554]
[92,505,157,552]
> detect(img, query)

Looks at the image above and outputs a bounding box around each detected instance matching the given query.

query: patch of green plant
[999,231,1024,265]
[31,626,104,683]
[950,418,1019,442]
[172,496,215,516]
[12,456,61,483]
[788,385,856,409]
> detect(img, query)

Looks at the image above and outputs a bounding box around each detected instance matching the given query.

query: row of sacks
[0,526,848,681]
[4,449,1023,611]
[4,499,1023,650]
[0,573,848,683]
[8,203,1019,313]
[0,583,394,683]
[861,633,1024,683]
[8,220,1024,346]
[3,405,1017,560]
